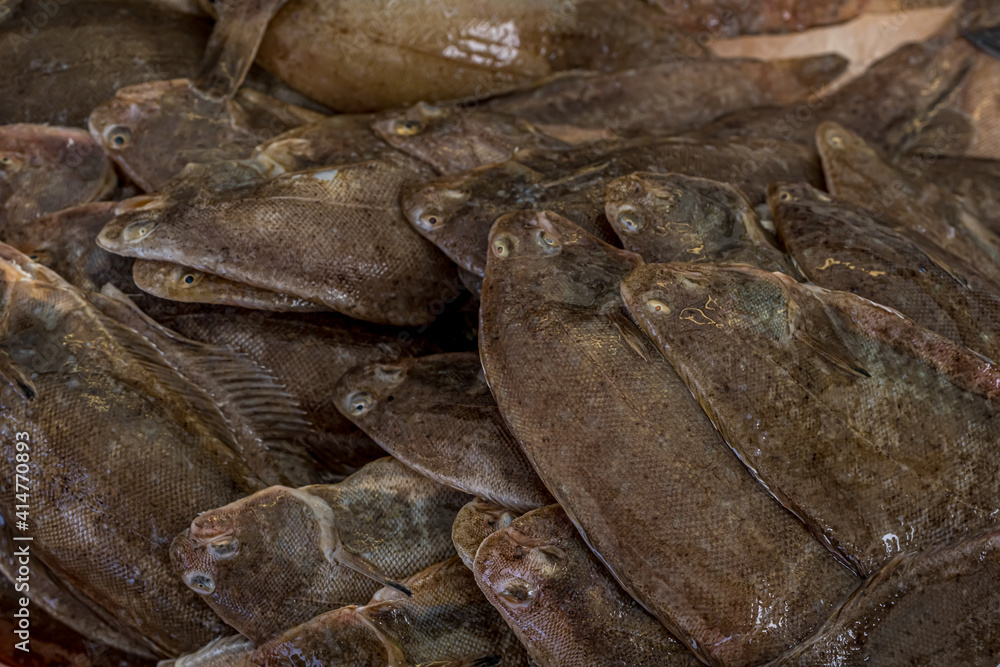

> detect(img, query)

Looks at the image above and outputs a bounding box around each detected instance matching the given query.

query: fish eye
[497,578,537,608]
[778,192,792,202]
[345,391,375,417]
[209,537,239,559]
[536,230,561,254]
[394,119,423,136]
[646,299,670,314]
[184,571,215,595]
[122,219,157,243]
[418,212,444,230]
[178,272,202,287]
[0,155,10,165]
[104,125,132,149]
[826,133,844,148]
[492,235,513,259]
[617,211,642,234]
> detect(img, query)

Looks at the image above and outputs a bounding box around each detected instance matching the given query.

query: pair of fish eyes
[210,537,239,558]
[393,119,424,136]
[103,125,132,149]
[492,231,560,259]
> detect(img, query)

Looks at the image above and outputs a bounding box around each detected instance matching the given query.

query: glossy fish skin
[480,211,857,666]
[773,526,1000,666]
[0,245,263,657]
[334,353,553,512]
[247,557,529,667]
[487,55,848,137]
[372,103,569,175]
[817,121,1000,285]
[474,505,703,667]
[403,137,820,277]
[170,457,470,644]
[132,259,329,312]
[772,182,1000,364]
[621,262,1000,576]
[452,499,520,571]
[165,311,437,478]
[605,172,793,274]
[88,80,325,192]
[0,124,115,235]
[248,0,703,113]
[97,154,458,326]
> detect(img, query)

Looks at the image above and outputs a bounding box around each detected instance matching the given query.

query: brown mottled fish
[246,557,527,667]
[474,505,703,667]
[487,55,848,137]
[132,259,329,312]
[452,500,520,571]
[621,262,1000,576]
[197,0,704,112]
[170,457,469,644]
[88,80,325,192]
[817,121,1000,285]
[372,103,570,175]
[0,244,263,657]
[774,526,1000,666]
[97,154,458,326]
[403,136,819,277]
[772,182,1000,364]
[480,211,857,666]
[604,172,794,274]
[334,353,553,512]
[920,155,1000,235]
[0,124,115,235]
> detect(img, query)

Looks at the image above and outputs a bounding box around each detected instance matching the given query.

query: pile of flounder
[2,0,1000,665]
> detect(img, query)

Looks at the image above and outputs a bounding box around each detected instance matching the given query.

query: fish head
[815,121,898,195]
[332,359,412,426]
[89,79,239,192]
[130,260,213,301]
[768,181,835,242]
[452,499,519,570]
[400,176,476,262]
[96,194,178,259]
[170,486,326,637]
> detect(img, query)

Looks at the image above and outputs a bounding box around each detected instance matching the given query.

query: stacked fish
[2,0,1000,665]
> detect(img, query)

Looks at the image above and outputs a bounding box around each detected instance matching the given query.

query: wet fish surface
[334,352,553,512]
[774,526,1000,666]
[0,125,115,236]
[170,457,470,643]
[622,262,1000,575]
[474,504,704,667]
[772,182,1000,364]
[403,136,819,277]
[480,211,857,666]
[97,153,458,326]
[0,244,263,657]
[604,172,793,273]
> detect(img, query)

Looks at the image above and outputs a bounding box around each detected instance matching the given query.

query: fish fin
[540,161,610,189]
[963,26,1000,61]
[333,543,412,597]
[352,606,409,667]
[898,231,970,289]
[788,285,870,379]
[605,307,656,362]
[416,657,502,667]
[193,0,291,99]
[0,350,36,401]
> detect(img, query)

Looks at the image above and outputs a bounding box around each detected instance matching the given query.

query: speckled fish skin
[237,0,704,113]
[169,457,470,644]
[452,500,520,571]
[474,505,703,667]
[621,262,1000,576]
[486,55,847,137]
[921,156,1000,235]
[403,136,820,277]
[0,244,263,657]
[480,211,857,666]
[96,153,458,326]
[772,182,1000,364]
[372,103,570,175]
[772,526,1000,666]
[334,353,553,512]
[87,80,325,192]
[164,311,436,478]
[817,121,1000,285]
[246,557,529,667]
[0,124,115,235]
[604,172,794,274]
[132,259,329,312]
